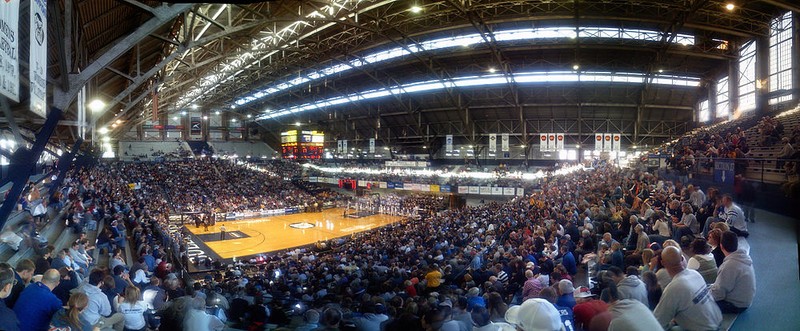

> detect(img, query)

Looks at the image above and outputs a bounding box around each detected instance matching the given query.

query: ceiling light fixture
[87,99,105,112]
[725,3,735,11]
[572,64,580,70]
[410,6,422,13]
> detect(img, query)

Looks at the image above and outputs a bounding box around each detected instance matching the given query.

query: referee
[219,224,226,240]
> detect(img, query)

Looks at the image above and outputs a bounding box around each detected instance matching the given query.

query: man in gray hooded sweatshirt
[711,231,756,313]
[608,266,649,308]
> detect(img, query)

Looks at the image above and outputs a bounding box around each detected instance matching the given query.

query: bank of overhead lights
[215,111,220,115]
[572,64,580,70]
[232,26,700,108]
[257,70,702,120]
[725,3,735,11]
[98,127,109,134]
[203,116,208,120]
[410,6,422,13]
[488,67,497,73]
[181,111,187,116]
[191,104,199,109]
[295,122,302,126]
[247,114,252,118]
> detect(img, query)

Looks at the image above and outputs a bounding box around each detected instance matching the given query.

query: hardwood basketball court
[184,208,405,259]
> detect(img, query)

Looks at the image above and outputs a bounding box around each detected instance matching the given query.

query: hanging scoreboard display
[281,130,325,159]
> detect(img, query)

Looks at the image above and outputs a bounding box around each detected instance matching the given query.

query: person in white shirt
[115,285,147,331]
[183,296,224,331]
[651,213,671,238]
[653,246,722,330]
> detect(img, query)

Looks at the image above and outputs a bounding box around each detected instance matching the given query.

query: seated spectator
[608,266,648,307]
[295,309,320,331]
[641,271,662,309]
[5,259,35,309]
[555,279,577,309]
[183,296,224,331]
[114,286,147,331]
[504,298,563,331]
[711,231,756,313]
[0,266,20,331]
[521,268,545,301]
[688,238,717,284]
[52,267,80,306]
[49,292,93,331]
[78,269,125,331]
[571,286,607,331]
[603,281,662,331]
[13,269,62,331]
[653,246,721,330]
[708,228,726,267]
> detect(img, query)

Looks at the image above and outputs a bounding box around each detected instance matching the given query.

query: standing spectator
[560,246,577,276]
[0,267,20,331]
[653,247,721,330]
[710,231,756,313]
[12,269,62,331]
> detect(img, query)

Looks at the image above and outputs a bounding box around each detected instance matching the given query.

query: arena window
[716,76,730,119]
[768,11,794,105]
[738,41,757,112]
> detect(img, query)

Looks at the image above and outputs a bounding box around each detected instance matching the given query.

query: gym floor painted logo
[195,231,250,242]
[289,222,315,229]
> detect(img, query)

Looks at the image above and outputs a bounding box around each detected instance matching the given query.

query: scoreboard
[281,130,324,159]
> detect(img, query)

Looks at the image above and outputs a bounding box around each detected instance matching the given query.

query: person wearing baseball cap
[571,286,607,331]
[504,298,564,331]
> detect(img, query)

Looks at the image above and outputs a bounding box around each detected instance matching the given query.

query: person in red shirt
[572,286,608,330]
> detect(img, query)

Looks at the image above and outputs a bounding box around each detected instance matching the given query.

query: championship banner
[556,133,564,151]
[540,134,547,152]
[0,0,20,101]
[445,135,453,152]
[337,140,343,154]
[594,134,601,150]
[548,133,556,151]
[29,0,46,117]
[190,116,202,137]
[342,140,348,153]
[603,134,612,151]
[612,134,621,151]
[501,133,509,152]
[369,138,375,154]
[489,134,497,153]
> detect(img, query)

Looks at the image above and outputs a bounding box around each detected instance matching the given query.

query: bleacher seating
[118,140,192,161]
[207,141,276,159]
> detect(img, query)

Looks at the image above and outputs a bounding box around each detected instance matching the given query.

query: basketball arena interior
[0,1,799,330]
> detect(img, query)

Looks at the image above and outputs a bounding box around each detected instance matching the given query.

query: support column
[0,108,63,229]
[729,57,739,121]
[755,36,770,116]
[708,80,718,121]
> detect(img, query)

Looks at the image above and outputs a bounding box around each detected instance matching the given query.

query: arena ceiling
[2,0,798,153]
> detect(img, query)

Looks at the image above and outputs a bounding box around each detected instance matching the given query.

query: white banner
[342,140,348,153]
[369,138,375,154]
[603,134,612,151]
[29,0,46,117]
[445,135,453,152]
[540,134,547,152]
[548,133,556,151]
[595,134,603,151]
[0,0,20,101]
[556,133,564,151]
[501,133,509,152]
[337,140,343,154]
[612,134,621,151]
[489,134,497,153]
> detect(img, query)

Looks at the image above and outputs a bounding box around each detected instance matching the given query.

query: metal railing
[646,155,800,183]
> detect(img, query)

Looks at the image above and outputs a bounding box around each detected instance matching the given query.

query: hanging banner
[540,134,547,152]
[337,140,343,154]
[29,0,46,117]
[501,133,509,152]
[190,116,202,137]
[603,133,612,151]
[612,134,621,151]
[556,133,565,151]
[369,138,375,154]
[342,140,348,153]
[0,0,20,101]
[488,134,497,153]
[445,135,453,152]
[548,133,556,151]
[595,134,603,151]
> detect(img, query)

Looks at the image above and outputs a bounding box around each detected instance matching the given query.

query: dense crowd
[0,156,759,331]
